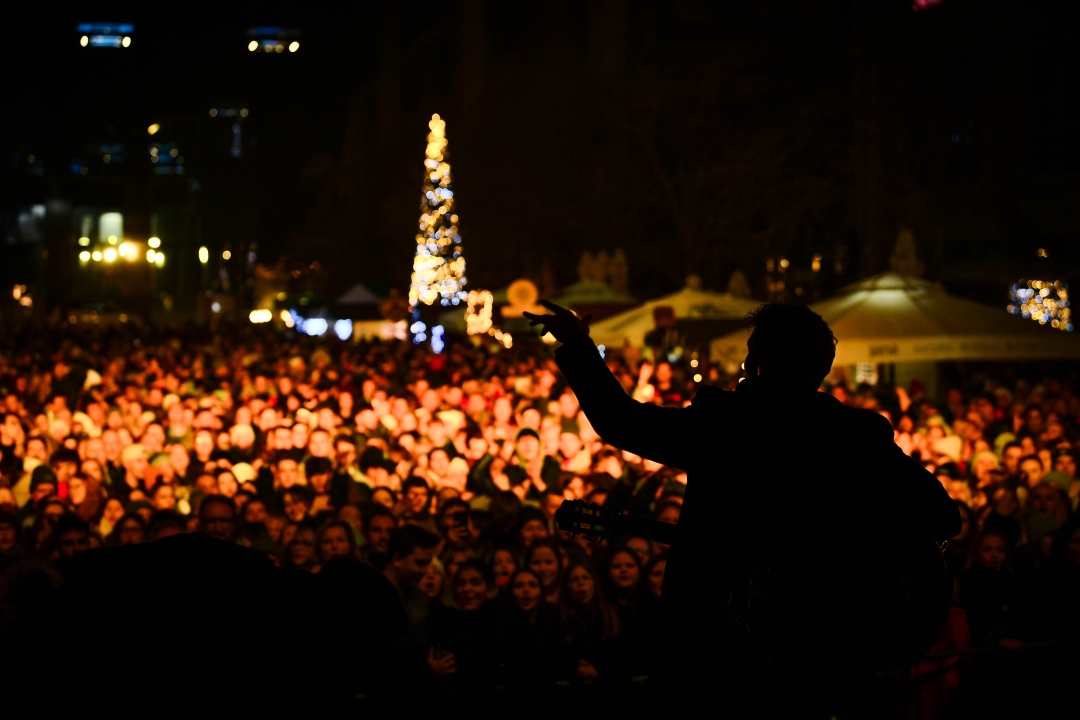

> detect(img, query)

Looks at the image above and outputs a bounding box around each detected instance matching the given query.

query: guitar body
[872,533,951,669]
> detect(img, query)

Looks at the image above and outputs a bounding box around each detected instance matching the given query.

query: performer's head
[744,303,837,392]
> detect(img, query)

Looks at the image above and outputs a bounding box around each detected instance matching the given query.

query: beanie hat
[30,465,59,491]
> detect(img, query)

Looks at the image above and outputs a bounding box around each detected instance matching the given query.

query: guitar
[554,499,950,668]
[555,500,677,545]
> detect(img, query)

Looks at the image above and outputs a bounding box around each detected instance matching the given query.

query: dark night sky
[4,1,1080,310]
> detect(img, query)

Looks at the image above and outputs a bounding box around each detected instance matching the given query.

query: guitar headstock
[554,499,617,541]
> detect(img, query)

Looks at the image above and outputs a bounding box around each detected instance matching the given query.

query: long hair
[524,537,565,599]
[316,520,359,564]
[559,561,619,642]
[965,528,1014,572]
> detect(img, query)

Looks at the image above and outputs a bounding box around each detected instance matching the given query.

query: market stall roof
[551,280,633,307]
[710,273,1080,372]
[589,284,760,349]
[337,283,379,305]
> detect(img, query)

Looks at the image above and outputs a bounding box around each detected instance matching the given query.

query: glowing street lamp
[198,246,209,264]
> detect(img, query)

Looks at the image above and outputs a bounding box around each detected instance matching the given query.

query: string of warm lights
[1008,279,1072,331]
[464,290,514,347]
[409,114,467,308]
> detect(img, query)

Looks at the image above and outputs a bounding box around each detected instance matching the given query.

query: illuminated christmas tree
[409,113,467,308]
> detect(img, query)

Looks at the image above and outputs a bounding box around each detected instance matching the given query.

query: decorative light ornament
[466,290,493,335]
[409,113,467,308]
[1009,280,1072,331]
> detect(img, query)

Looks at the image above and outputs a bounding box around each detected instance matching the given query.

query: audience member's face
[273,427,293,450]
[1002,446,1023,474]
[308,431,331,458]
[394,547,436,587]
[517,435,540,461]
[320,525,351,560]
[419,562,444,599]
[466,437,487,460]
[609,551,640,590]
[26,439,48,462]
[1029,484,1059,515]
[292,424,309,450]
[977,535,1006,572]
[648,560,666,597]
[58,529,90,560]
[529,547,559,589]
[289,529,316,567]
[68,477,88,505]
[567,566,595,604]
[199,502,236,542]
[265,515,286,542]
[493,550,517,585]
[309,472,331,494]
[405,486,429,515]
[102,498,125,525]
[429,450,449,477]
[366,515,395,553]
[283,493,309,523]
[217,472,239,498]
[512,572,542,611]
[194,432,214,457]
[1054,454,1076,479]
[154,485,176,510]
[1020,459,1043,487]
[558,432,583,459]
[454,568,489,611]
[0,522,17,551]
[118,518,145,546]
[276,459,299,489]
[657,504,681,525]
[520,519,548,545]
[243,500,267,524]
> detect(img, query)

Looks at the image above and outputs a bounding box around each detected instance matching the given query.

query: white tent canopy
[589,283,760,349]
[338,283,379,305]
[710,273,1080,373]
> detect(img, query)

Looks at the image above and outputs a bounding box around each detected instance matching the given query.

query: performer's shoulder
[836,402,895,438]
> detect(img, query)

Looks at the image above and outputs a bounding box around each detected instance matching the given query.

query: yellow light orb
[148,237,161,249]
[103,248,117,263]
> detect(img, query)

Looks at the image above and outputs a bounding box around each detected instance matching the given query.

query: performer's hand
[523,300,591,343]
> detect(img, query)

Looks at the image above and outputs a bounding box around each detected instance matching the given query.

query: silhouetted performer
[527,301,961,717]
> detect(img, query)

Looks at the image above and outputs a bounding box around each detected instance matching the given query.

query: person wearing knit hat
[29,465,58,505]
[507,427,562,503]
[517,505,550,545]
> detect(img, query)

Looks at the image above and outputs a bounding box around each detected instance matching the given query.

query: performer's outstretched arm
[526,301,697,471]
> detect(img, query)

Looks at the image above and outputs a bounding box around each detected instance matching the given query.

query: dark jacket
[555,337,960,679]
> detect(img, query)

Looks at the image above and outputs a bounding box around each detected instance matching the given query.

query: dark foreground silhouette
[7,533,405,710]
[530,300,962,717]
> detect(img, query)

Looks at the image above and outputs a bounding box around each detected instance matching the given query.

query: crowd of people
[0,322,1077,705]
